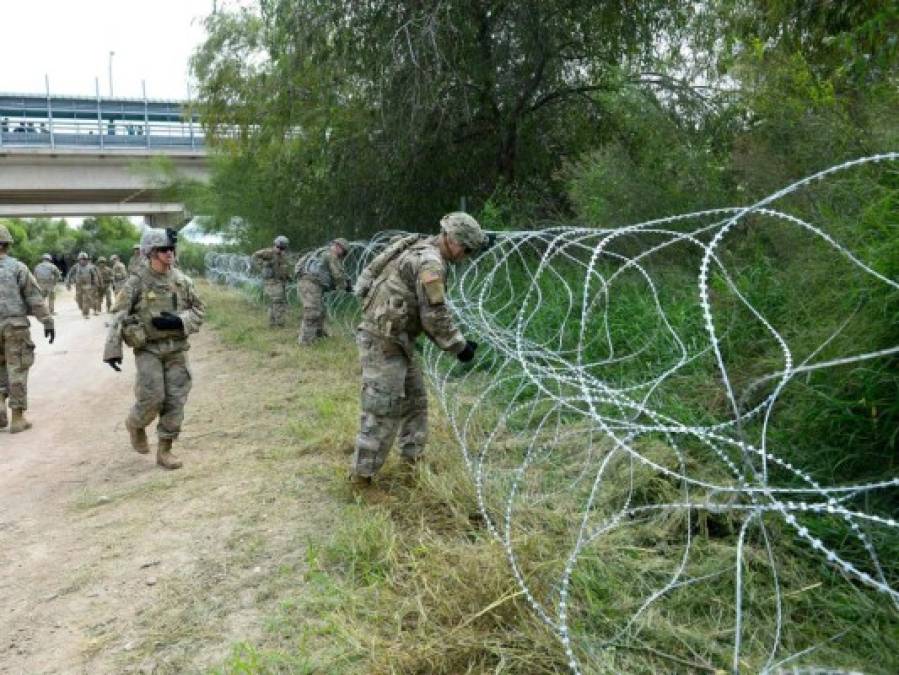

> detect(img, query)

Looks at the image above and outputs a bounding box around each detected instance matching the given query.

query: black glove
[457,340,478,363]
[151,311,184,331]
[165,227,178,247]
[44,327,55,344]
[345,279,353,292]
[106,358,122,372]
[485,232,497,250]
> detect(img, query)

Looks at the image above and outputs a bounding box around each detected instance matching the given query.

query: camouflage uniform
[33,258,62,314]
[96,260,114,312]
[104,255,205,443]
[0,230,54,432]
[111,257,128,292]
[127,248,143,274]
[65,256,101,318]
[252,241,292,327]
[351,217,485,479]
[295,239,350,344]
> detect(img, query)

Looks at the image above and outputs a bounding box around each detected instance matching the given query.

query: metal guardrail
[0,119,205,150]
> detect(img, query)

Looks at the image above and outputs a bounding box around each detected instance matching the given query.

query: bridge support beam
[0,202,187,218]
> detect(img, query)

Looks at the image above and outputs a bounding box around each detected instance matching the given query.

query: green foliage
[0,216,140,268]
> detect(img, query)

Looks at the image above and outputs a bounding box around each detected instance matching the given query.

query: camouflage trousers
[39,283,56,314]
[298,277,325,344]
[352,330,427,478]
[263,281,288,327]
[128,346,193,440]
[0,323,36,410]
[98,285,113,312]
[74,285,97,318]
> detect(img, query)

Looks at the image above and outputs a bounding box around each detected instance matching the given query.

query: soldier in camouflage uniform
[110,254,128,292]
[295,237,352,344]
[252,235,292,327]
[104,228,205,470]
[65,252,101,319]
[127,243,143,274]
[33,254,62,314]
[96,256,115,313]
[349,213,487,483]
[0,225,55,433]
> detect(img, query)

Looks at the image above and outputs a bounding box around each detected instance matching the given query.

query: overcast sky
[0,0,230,100]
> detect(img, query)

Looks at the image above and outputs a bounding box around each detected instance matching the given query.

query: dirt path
[0,287,340,674]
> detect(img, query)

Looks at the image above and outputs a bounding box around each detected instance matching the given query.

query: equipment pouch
[121,319,147,349]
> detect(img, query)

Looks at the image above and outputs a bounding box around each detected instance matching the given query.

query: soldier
[110,254,128,292]
[103,228,205,470]
[96,256,115,312]
[65,252,101,319]
[251,235,292,327]
[33,253,62,314]
[127,243,143,274]
[0,224,55,433]
[349,213,488,484]
[295,237,352,344]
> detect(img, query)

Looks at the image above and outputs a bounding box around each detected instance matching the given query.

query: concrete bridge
[0,92,211,225]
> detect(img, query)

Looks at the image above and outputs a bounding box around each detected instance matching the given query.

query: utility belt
[121,317,184,350]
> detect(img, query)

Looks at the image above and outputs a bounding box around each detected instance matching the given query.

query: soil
[0,288,336,674]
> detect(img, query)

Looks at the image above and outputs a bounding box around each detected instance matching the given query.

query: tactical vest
[297,247,333,287]
[0,256,28,319]
[98,265,113,283]
[34,262,58,283]
[356,234,425,304]
[362,241,436,339]
[72,264,97,287]
[132,266,193,342]
[261,250,291,282]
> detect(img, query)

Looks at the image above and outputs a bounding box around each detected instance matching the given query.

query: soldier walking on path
[103,228,205,470]
[127,243,143,274]
[33,254,62,315]
[96,257,115,313]
[252,235,292,327]
[0,225,55,433]
[110,254,128,293]
[65,252,101,319]
[295,237,351,345]
[349,213,488,484]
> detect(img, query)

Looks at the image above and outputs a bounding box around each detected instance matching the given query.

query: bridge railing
[0,118,209,150]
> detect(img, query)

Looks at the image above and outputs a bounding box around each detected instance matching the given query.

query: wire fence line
[206,154,899,673]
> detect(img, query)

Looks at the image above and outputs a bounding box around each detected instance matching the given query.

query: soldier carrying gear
[128,242,143,274]
[65,252,101,319]
[33,253,62,315]
[349,212,487,485]
[0,224,55,433]
[252,235,293,327]
[103,227,205,470]
[110,254,128,293]
[295,237,352,345]
[95,256,115,313]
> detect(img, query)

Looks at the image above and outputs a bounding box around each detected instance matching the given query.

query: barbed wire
[206,154,899,673]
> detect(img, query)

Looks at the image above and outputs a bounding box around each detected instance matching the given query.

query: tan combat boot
[125,419,150,454]
[156,439,182,470]
[9,409,32,433]
[0,396,7,429]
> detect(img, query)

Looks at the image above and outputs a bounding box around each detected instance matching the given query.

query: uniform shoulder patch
[420,268,445,305]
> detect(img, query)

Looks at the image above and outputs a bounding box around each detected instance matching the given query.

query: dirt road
[0,287,337,674]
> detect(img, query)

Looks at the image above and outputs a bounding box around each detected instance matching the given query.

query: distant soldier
[33,253,62,314]
[349,213,488,483]
[110,254,128,292]
[251,235,292,327]
[103,228,205,470]
[96,256,115,312]
[65,252,101,319]
[0,224,55,433]
[127,243,143,274]
[294,237,352,345]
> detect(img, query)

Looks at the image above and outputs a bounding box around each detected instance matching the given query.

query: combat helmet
[0,224,13,244]
[42,253,52,261]
[110,254,119,262]
[77,251,89,260]
[440,212,488,252]
[140,227,175,257]
[332,237,350,252]
[274,235,289,249]
[97,256,108,264]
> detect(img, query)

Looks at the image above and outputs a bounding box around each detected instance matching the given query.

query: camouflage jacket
[358,236,465,354]
[127,253,144,274]
[33,260,62,286]
[111,261,128,284]
[66,262,101,289]
[97,264,114,286]
[252,247,293,283]
[0,254,53,329]
[295,246,348,291]
[104,264,205,361]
